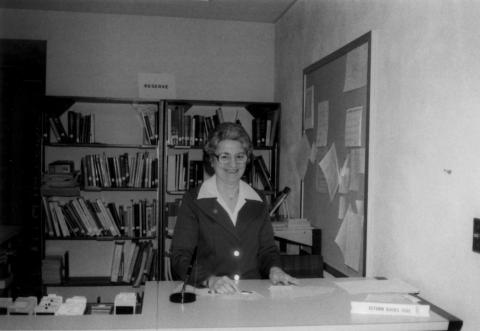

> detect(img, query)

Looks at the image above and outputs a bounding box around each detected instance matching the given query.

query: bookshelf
[40,96,163,290]
[39,96,281,287]
[160,99,281,280]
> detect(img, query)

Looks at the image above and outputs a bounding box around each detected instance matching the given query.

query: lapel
[236,199,265,237]
[195,198,265,239]
[196,197,238,238]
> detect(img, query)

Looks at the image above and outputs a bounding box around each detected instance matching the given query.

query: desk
[156,278,462,331]
[0,282,157,331]
[0,279,462,331]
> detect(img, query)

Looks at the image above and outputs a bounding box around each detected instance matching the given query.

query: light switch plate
[473,218,480,253]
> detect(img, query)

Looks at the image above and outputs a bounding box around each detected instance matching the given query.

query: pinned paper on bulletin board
[309,141,318,163]
[304,86,315,130]
[316,163,328,194]
[316,100,329,146]
[338,154,350,194]
[345,106,363,147]
[318,143,340,202]
[343,43,368,92]
[334,205,364,271]
[138,73,176,99]
[293,135,311,180]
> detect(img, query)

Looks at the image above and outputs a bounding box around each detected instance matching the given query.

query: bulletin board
[300,32,371,277]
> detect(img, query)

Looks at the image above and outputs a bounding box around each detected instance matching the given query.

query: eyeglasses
[213,153,248,165]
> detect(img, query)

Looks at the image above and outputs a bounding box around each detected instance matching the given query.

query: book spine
[351,302,430,317]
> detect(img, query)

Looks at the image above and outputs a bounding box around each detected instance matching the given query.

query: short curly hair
[203,122,253,171]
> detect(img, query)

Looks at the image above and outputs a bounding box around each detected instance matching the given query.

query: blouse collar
[197,175,262,202]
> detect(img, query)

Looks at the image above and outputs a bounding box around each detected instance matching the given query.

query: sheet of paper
[173,285,263,300]
[334,205,363,271]
[350,147,365,174]
[293,135,311,180]
[269,285,334,299]
[316,164,328,193]
[309,141,317,163]
[304,86,315,130]
[338,154,350,194]
[219,291,264,301]
[349,173,361,192]
[316,100,329,146]
[138,72,176,99]
[318,143,340,201]
[343,43,368,92]
[355,200,364,215]
[345,106,363,147]
[334,279,420,295]
[344,209,363,271]
[334,209,348,254]
[338,195,348,220]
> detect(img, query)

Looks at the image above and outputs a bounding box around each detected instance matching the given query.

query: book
[253,155,272,191]
[124,242,140,283]
[269,187,291,217]
[41,197,55,237]
[269,110,280,146]
[49,116,68,143]
[110,241,125,282]
[351,294,430,317]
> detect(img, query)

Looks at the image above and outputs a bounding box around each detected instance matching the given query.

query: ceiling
[0,0,298,23]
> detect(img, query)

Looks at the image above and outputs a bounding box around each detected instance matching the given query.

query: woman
[171,122,297,294]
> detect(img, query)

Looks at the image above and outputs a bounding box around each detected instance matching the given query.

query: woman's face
[213,139,247,186]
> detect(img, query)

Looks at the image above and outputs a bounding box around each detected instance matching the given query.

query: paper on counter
[334,279,420,295]
[269,285,334,299]
[219,291,264,301]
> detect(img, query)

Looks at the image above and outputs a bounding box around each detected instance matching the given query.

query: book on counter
[351,293,430,317]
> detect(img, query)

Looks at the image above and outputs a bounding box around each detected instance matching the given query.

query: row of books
[110,240,157,286]
[165,106,279,148]
[166,105,223,147]
[42,197,157,238]
[81,152,158,189]
[166,154,272,193]
[47,108,159,145]
[136,107,159,145]
[252,117,277,148]
[48,113,95,144]
[251,155,273,191]
[166,153,205,192]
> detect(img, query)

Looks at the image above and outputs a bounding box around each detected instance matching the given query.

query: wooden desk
[156,278,462,331]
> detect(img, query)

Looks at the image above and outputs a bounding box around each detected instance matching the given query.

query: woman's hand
[207,276,240,294]
[269,266,299,285]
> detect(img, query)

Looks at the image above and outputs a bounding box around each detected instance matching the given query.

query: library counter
[0,279,462,331]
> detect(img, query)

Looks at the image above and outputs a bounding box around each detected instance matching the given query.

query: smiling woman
[170,122,298,295]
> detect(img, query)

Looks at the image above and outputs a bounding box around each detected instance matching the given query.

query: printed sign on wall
[138,73,176,99]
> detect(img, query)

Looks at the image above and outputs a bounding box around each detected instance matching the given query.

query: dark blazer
[171,186,281,285]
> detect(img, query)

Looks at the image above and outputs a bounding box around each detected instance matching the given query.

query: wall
[275,0,480,330]
[0,8,274,101]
